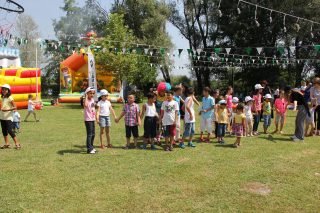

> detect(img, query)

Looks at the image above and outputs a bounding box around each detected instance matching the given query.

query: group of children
[83,82,302,154]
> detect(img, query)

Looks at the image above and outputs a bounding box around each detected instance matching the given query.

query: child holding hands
[96,89,117,149]
[232,104,246,147]
[116,94,141,149]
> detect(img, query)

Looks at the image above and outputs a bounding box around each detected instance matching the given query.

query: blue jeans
[183,123,195,137]
[253,113,260,132]
[85,121,95,152]
[217,123,226,137]
[263,115,271,127]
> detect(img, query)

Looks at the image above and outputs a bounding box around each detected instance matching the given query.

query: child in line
[230,97,239,135]
[225,86,233,133]
[24,94,40,122]
[263,94,272,134]
[12,110,21,133]
[216,100,229,144]
[116,94,141,149]
[0,84,21,149]
[181,88,196,148]
[96,89,117,149]
[305,102,315,137]
[244,96,253,136]
[200,87,215,142]
[161,90,179,151]
[155,89,166,144]
[141,92,158,150]
[232,104,246,147]
[252,84,264,135]
[211,90,219,138]
[83,87,96,154]
[273,90,288,134]
[173,86,184,143]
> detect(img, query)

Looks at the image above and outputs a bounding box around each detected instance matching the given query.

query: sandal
[106,144,113,148]
[1,144,10,149]
[15,144,21,150]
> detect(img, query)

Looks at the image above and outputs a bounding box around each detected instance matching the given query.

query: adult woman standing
[310,77,320,135]
[284,86,310,142]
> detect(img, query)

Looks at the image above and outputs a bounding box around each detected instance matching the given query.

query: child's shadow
[262,134,292,143]
[215,144,236,149]
[57,149,86,155]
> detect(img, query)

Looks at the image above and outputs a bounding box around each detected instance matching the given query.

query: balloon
[35,104,42,110]
[157,82,167,93]
[165,82,172,91]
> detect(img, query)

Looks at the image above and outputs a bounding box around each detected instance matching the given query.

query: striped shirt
[123,103,140,126]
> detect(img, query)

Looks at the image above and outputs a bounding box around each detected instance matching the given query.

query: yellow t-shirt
[216,107,229,124]
[234,113,246,124]
[263,101,272,115]
[0,96,14,121]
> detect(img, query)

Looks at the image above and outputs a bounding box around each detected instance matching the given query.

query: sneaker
[188,142,196,147]
[88,150,96,154]
[140,144,147,149]
[291,136,303,142]
[165,146,170,151]
[93,149,97,152]
[179,143,186,149]
[220,140,225,144]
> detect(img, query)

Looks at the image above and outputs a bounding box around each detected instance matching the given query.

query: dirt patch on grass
[315,172,320,177]
[243,182,271,196]
[176,157,190,163]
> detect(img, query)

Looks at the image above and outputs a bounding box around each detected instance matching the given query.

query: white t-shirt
[97,100,111,116]
[184,97,195,123]
[28,100,34,111]
[244,105,253,118]
[12,111,21,122]
[145,103,157,117]
[161,100,179,126]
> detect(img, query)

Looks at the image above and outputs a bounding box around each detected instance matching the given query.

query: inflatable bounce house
[59,50,122,103]
[0,47,41,109]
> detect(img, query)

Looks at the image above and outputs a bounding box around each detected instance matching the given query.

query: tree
[95,13,157,88]
[112,0,173,82]
[15,14,43,67]
[42,0,108,96]
[168,0,320,93]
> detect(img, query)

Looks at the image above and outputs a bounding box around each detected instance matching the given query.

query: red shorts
[163,125,176,137]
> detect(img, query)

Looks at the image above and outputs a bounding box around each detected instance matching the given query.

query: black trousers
[1,120,16,138]
[85,121,95,152]
[315,106,320,130]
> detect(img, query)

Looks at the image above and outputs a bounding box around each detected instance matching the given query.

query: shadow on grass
[215,144,236,149]
[260,134,292,143]
[60,104,83,110]
[57,149,86,155]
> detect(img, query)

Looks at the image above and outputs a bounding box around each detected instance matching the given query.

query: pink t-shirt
[226,95,233,109]
[252,94,262,112]
[84,98,96,121]
[274,98,287,114]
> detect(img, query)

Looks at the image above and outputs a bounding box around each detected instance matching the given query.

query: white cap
[245,96,253,102]
[99,89,109,97]
[218,100,227,105]
[85,87,95,94]
[1,84,11,90]
[264,94,272,99]
[232,97,239,103]
[254,84,264,90]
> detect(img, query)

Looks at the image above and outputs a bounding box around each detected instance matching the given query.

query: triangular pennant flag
[144,48,149,55]
[225,48,231,54]
[150,50,153,56]
[136,48,142,54]
[67,45,71,50]
[197,56,200,60]
[160,48,165,56]
[264,60,267,64]
[196,49,202,55]
[277,47,285,55]
[187,49,193,56]
[178,49,183,57]
[122,48,126,54]
[256,47,263,54]
[78,44,81,48]
[314,45,320,52]
[58,41,62,46]
[167,52,170,57]
[214,48,221,54]
[290,46,296,53]
[245,47,252,55]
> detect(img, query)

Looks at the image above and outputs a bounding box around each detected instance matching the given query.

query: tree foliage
[169,0,320,93]
[95,13,157,88]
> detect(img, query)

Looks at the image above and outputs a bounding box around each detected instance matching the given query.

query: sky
[11,0,190,76]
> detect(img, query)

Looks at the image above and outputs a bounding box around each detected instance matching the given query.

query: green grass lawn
[0,103,319,212]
